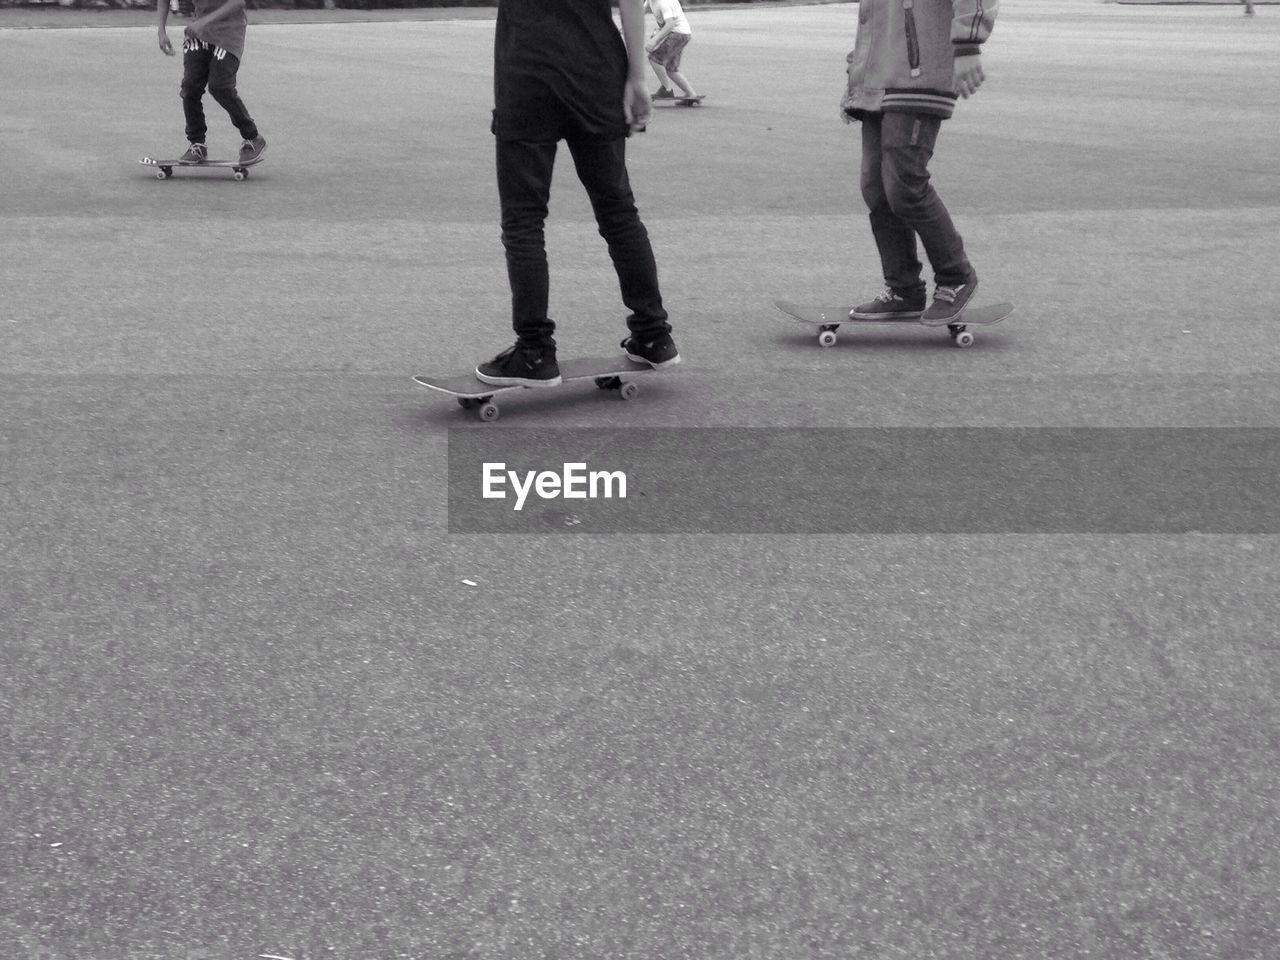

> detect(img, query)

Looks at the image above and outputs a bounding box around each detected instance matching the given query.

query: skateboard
[140,155,263,182]
[776,300,1014,348]
[656,95,705,107]
[414,355,670,421]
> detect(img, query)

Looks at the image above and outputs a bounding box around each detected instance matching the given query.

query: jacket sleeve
[952,0,998,57]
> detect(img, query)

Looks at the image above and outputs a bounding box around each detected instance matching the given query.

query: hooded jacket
[842,0,998,121]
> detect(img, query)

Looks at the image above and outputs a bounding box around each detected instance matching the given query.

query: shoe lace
[492,343,550,366]
[874,289,900,304]
[933,284,966,304]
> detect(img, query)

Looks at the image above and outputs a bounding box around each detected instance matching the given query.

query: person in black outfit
[478,0,680,388]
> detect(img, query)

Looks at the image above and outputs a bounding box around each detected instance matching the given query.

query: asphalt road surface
[3,2,1279,958]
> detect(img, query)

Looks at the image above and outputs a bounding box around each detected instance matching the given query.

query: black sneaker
[849,287,926,321]
[179,142,207,163]
[652,87,676,100]
[622,333,680,369]
[476,343,561,387]
[239,135,267,164]
[920,275,978,326]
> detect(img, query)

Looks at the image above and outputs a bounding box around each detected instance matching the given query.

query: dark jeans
[495,137,669,350]
[181,42,257,144]
[860,112,972,297]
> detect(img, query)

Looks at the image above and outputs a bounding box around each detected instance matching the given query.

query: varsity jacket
[842,0,998,121]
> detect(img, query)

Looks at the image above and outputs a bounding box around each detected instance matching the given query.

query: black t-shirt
[493,0,629,142]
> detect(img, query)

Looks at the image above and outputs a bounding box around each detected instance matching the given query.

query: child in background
[645,0,698,101]
[156,0,266,166]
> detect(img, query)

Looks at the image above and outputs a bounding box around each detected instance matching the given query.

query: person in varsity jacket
[842,0,998,326]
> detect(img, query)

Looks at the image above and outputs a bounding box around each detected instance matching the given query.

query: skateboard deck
[776,300,1014,348]
[656,95,705,107]
[414,355,670,421]
[140,155,263,181]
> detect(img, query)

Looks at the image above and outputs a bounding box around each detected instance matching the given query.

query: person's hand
[954,54,985,99]
[158,27,175,56]
[184,17,206,39]
[624,76,651,134]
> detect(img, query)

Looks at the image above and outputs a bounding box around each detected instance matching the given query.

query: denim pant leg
[180,46,212,144]
[566,137,670,339]
[495,138,558,349]
[861,113,972,292]
[207,50,258,140]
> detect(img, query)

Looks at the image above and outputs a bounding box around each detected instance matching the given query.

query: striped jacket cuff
[881,89,959,118]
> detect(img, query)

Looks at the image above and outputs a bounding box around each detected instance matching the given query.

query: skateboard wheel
[954,330,975,348]
[618,381,640,402]
[478,402,500,422]
[234,169,247,181]
[157,168,171,180]
[818,329,838,348]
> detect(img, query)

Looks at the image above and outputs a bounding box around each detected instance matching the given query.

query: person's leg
[476,137,561,386]
[648,54,674,97]
[495,137,559,350]
[180,41,213,147]
[566,136,674,353]
[878,112,972,288]
[663,35,696,98]
[854,113,927,316]
[206,48,262,150]
[665,69,696,99]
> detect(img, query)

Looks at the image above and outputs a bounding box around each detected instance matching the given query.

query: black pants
[181,41,257,145]
[495,137,669,350]
[860,112,972,297]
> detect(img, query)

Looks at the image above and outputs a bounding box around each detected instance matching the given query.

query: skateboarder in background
[843,0,998,326]
[156,0,266,166]
[645,0,698,102]
[478,0,680,388]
